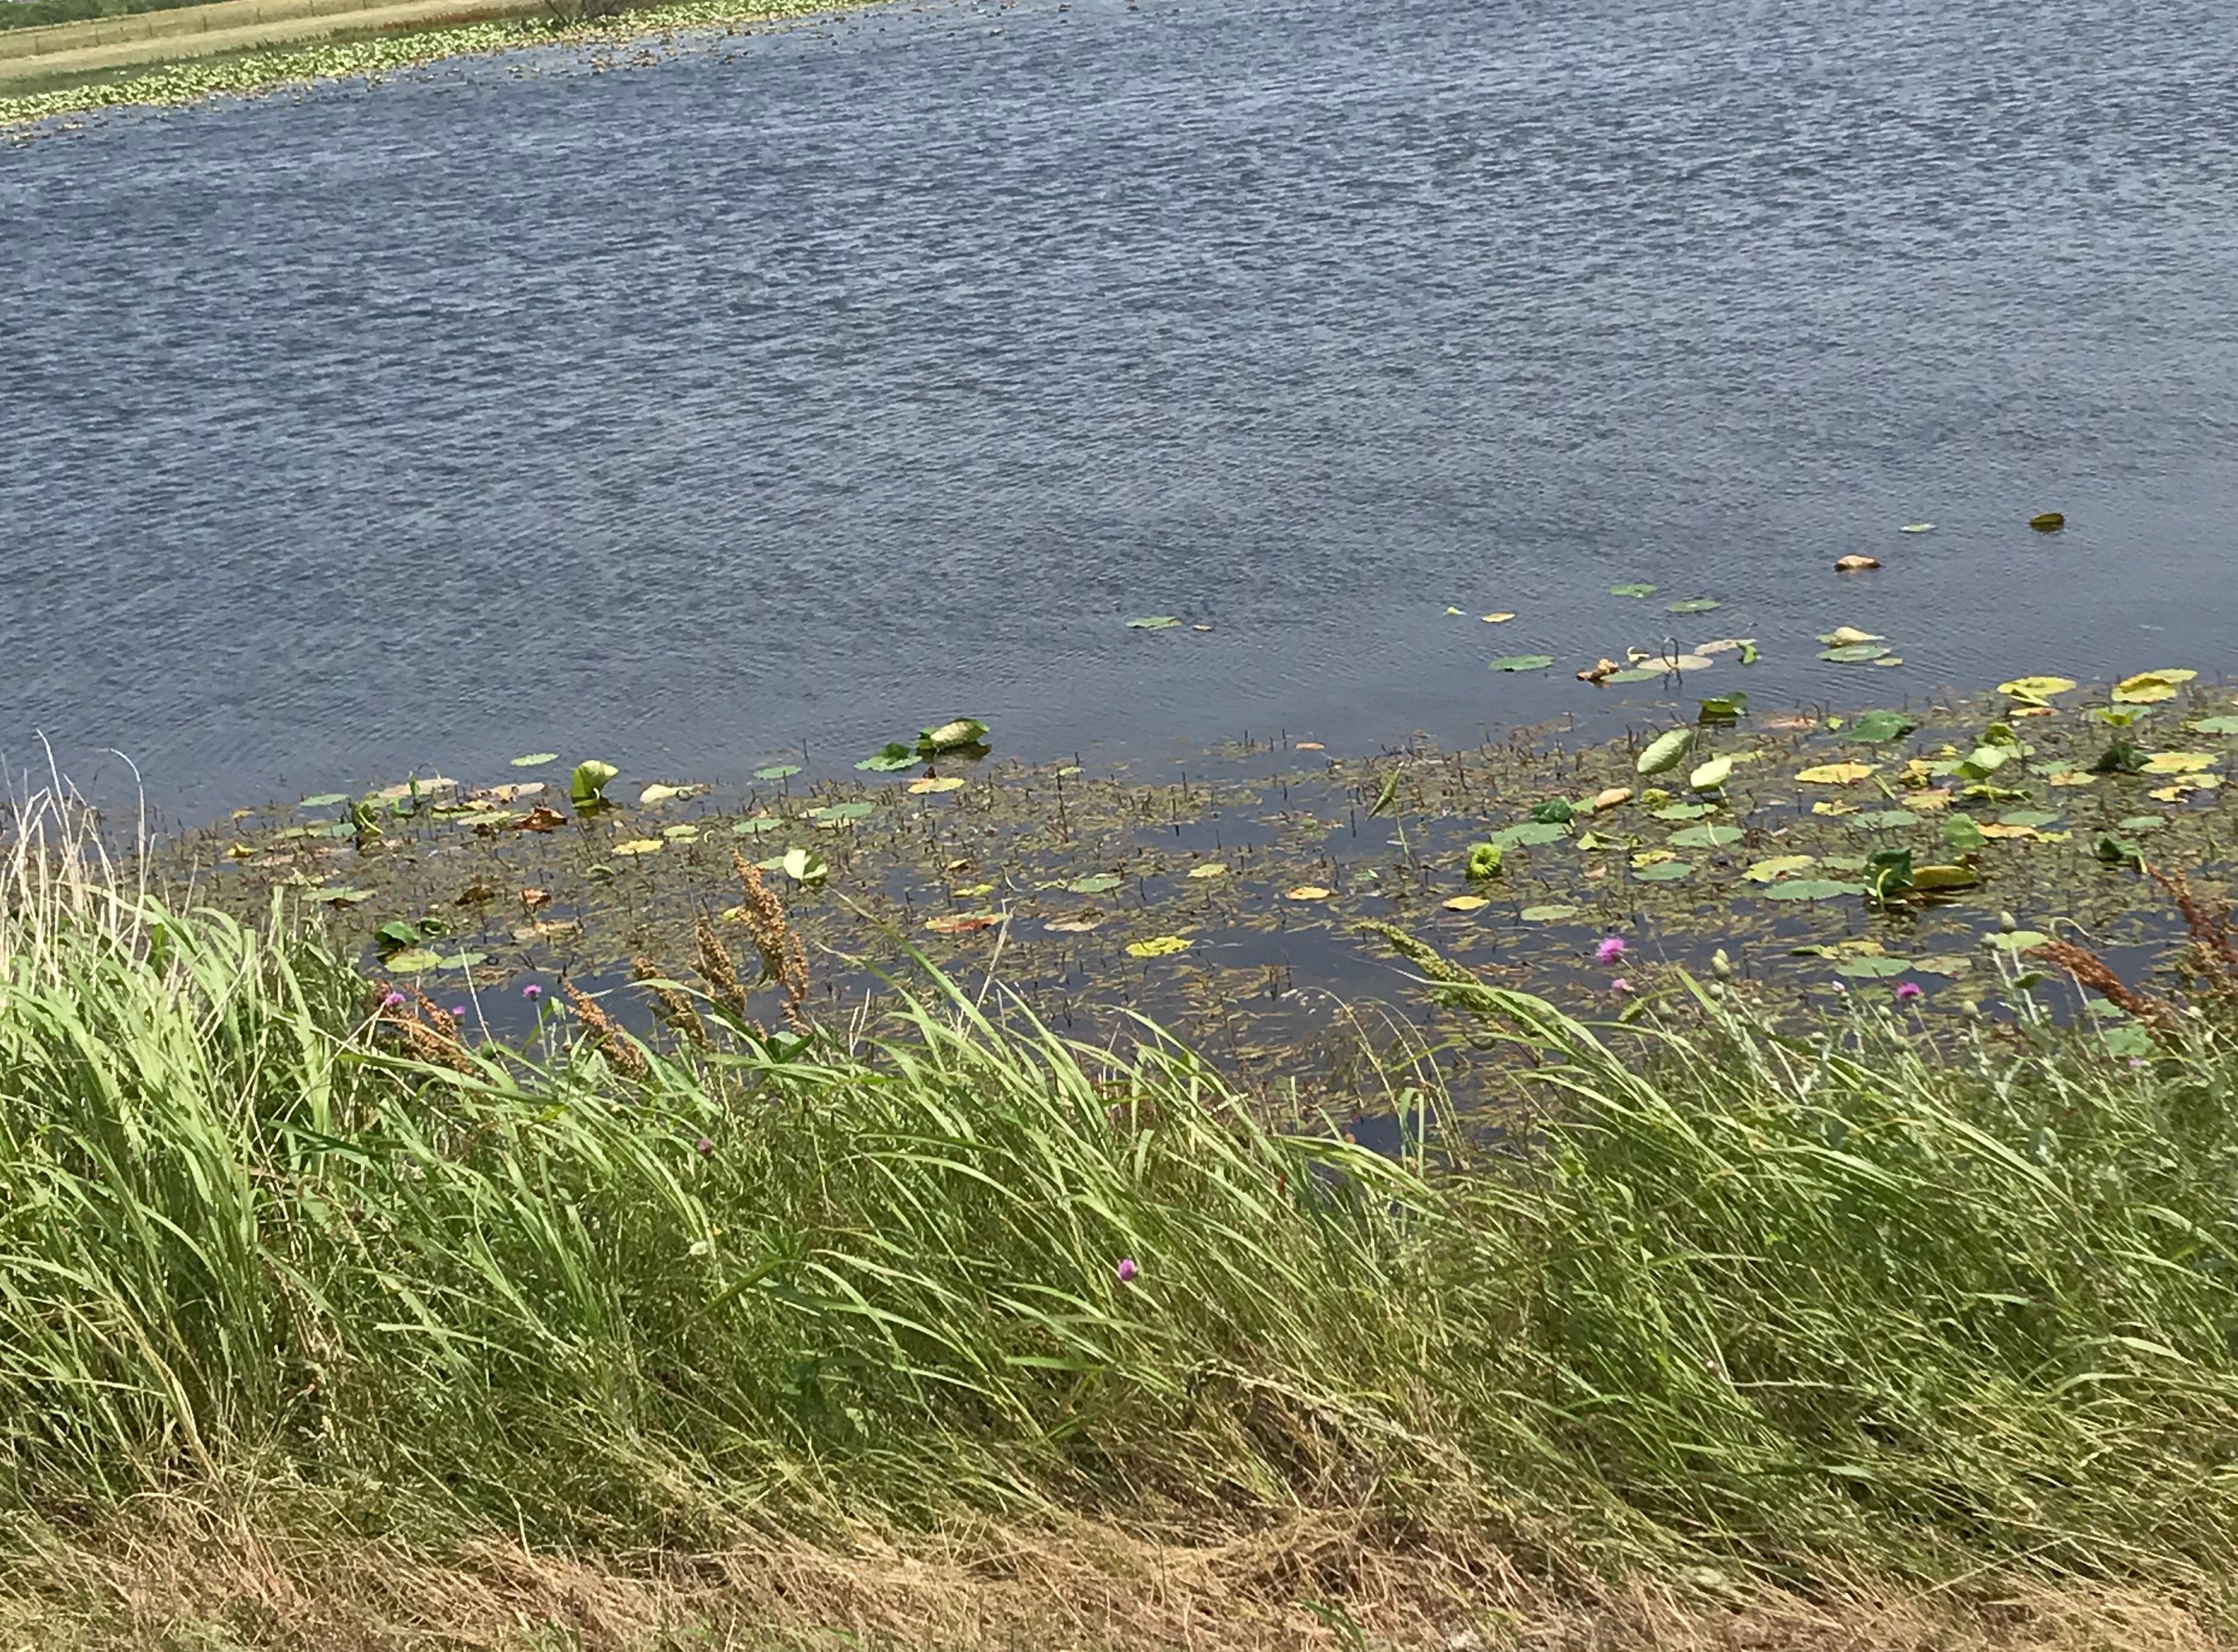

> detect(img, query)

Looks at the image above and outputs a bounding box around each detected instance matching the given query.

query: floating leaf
[1851,810,1922,831]
[1850,710,1915,743]
[1687,757,1733,792]
[1043,916,1103,934]
[1127,616,1181,630]
[509,754,559,769]
[2120,815,2169,832]
[2188,715,2238,736]
[926,912,1002,934]
[382,948,441,972]
[2028,511,2066,532]
[2142,751,2218,774]
[1818,627,1884,647]
[754,764,803,781]
[909,776,967,795]
[1819,644,1888,664]
[1744,854,1817,884]
[918,718,990,755]
[1759,879,1864,901]
[809,802,874,825]
[780,847,828,885]
[611,839,663,857]
[1443,895,1491,913]
[305,886,372,904]
[1983,929,2051,951]
[1998,808,2061,829]
[638,783,695,807]
[1998,676,2077,701]
[1833,954,1913,978]
[1529,799,1577,825]
[1910,863,1980,892]
[1605,668,1664,684]
[1482,612,1517,624]
[1187,863,1228,880]
[1610,582,1656,598]
[1900,522,1935,533]
[1664,653,1717,672]
[1797,763,1877,785]
[1634,860,1694,882]
[299,792,348,809]
[1636,728,1693,776]
[662,824,700,840]
[1652,802,1716,821]
[1669,824,1744,848]
[2113,670,2196,705]
[1489,654,1555,672]
[1489,822,1568,848]
[733,816,783,836]
[1666,597,1721,615]
[858,743,920,772]
[1067,873,1124,895]
[1126,935,1192,957]
[1520,903,1582,922]
[1285,885,1334,901]
[1696,693,1748,723]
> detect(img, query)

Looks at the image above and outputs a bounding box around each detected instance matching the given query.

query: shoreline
[0,0,881,129]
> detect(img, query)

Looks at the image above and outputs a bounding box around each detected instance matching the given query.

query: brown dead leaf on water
[1835,554,1880,571]
[520,888,552,910]
[1577,658,1622,683]
[515,806,567,833]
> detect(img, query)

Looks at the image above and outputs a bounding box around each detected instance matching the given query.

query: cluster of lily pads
[171,662,2233,1077]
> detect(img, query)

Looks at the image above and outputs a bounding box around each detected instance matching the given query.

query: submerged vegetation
[9,779,2238,1645]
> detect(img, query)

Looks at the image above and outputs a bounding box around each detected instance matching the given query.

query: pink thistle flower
[1609,978,1633,994]
[1894,981,1924,1004]
[379,991,405,1010]
[1595,935,1627,966]
[522,982,544,1002]
[1116,1258,1139,1284]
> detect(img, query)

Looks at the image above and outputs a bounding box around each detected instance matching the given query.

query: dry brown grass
[0,1507,2223,1652]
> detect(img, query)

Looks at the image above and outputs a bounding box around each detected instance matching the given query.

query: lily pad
[858,744,921,772]
[1797,763,1877,785]
[1605,668,1664,684]
[1443,895,1491,913]
[611,839,663,857]
[1651,802,1716,822]
[1187,863,1228,879]
[1744,855,1817,884]
[1997,808,2061,829]
[918,718,991,755]
[509,754,559,769]
[1636,728,1693,776]
[1833,955,1913,979]
[1851,810,1923,831]
[1759,879,1865,901]
[1633,860,1694,882]
[1819,644,1889,664]
[809,801,875,823]
[638,783,700,807]
[1067,873,1125,895]
[1489,654,1556,672]
[754,764,803,781]
[1127,616,1182,630]
[909,777,967,795]
[1125,935,1192,957]
[1668,824,1744,848]
[1520,904,1582,922]
[299,792,348,809]
[1609,583,1656,598]
[1850,710,1915,743]
[2141,751,2218,774]
[1489,822,1568,848]
[1910,864,1980,892]
[1997,677,2077,701]
[2187,715,2238,736]
[1285,886,1334,901]
[305,886,372,904]
[1666,597,1721,615]
[733,816,784,835]
[1688,757,1733,792]
[382,948,442,973]
[780,847,829,885]
[2113,670,2196,706]
[2119,815,2169,833]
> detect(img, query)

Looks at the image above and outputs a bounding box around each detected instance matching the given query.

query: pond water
[3,0,2236,819]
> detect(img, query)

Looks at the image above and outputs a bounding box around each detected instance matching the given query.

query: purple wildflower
[1116,1258,1139,1284]
[1609,978,1633,995]
[1894,981,1924,1004]
[1595,935,1627,966]
[522,982,544,1002]
[450,1004,469,1019]
[379,991,405,1010]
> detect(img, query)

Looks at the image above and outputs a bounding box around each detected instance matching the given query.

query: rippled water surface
[4,0,2236,813]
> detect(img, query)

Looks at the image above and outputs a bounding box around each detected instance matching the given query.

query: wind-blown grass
[4,789,2238,1632]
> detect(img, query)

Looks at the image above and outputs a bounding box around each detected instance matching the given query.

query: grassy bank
[0,0,853,126]
[7,788,2238,1647]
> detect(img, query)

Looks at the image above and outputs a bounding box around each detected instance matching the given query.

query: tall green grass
[4,791,2238,1598]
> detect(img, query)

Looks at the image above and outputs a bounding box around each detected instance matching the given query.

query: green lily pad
[1833,955,1913,979]
[304,886,372,904]
[1490,822,1569,848]
[1998,809,2060,829]
[918,718,990,755]
[1636,728,1693,776]
[2119,815,2169,833]
[1850,710,1915,743]
[1666,597,1721,615]
[1489,654,1556,672]
[1759,879,1865,901]
[509,754,559,769]
[1820,644,1889,664]
[809,801,875,822]
[857,743,920,772]
[1668,824,1744,848]
[1852,810,1923,831]
[754,764,803,781]
[733,816,784,835]
[299,792,348,809]
[1688,757,1733,792]
[382,949,441,972]
[1984,930,2051,952]
[1067,874,1125,895]
[1609,583,1657,598]
[1127,616,1181,630]
[1651,803,1716,822]
[1605,668,1664,684]
[2187,715,2238,735]
[1520,904,1582,922]
[1633,860,1695,882]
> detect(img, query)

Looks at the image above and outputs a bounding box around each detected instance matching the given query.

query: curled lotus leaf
[1636,727,1693,776]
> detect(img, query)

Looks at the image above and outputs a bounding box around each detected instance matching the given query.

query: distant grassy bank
[0,0,859,127]
[7,786,2238,1648]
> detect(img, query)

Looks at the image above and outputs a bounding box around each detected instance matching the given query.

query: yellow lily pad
[2113,669,2198,704]
[1797,763,1878,785]
[1442,895,1491,913]
[1286,885,1334,901]
[1125,935,1192,958]
[1997,675,2077,701]
[1744,854,1818,883]
[909,776,968,794]
[1187,863,1228,879]
[2140,751,2218,774]
[612,839,664,856]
